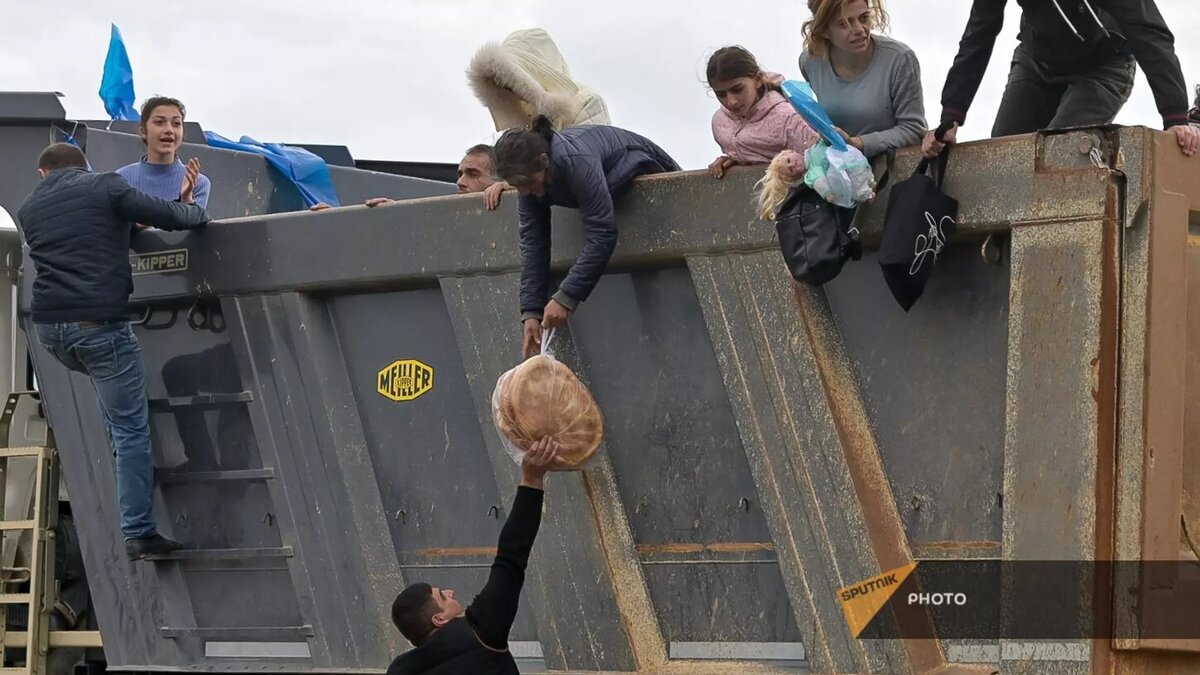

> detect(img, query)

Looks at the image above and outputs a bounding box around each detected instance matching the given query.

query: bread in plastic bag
[491,330,603,469]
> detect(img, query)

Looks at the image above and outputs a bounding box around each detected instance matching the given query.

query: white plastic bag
[805,143,877,209]
[490,329,604,469]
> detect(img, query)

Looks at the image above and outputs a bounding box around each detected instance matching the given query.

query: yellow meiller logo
[377,359,434,402]
[836,562,918,638]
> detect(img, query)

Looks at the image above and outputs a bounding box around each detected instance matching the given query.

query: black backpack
[773,186,861,286]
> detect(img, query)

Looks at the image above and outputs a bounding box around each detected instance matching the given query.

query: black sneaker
[126,534,184,561]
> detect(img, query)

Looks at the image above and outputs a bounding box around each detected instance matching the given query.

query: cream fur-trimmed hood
[467,28,611,131]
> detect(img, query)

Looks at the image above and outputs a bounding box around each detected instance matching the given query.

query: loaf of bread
[492,355,603,468]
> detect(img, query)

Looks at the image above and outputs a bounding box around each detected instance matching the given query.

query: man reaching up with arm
[387,437,559,675]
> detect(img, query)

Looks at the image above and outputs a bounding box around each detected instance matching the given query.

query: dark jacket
[941,0,1190,129]
[517,125,679,319]
[17,168,210,323]
[387,486,544,675]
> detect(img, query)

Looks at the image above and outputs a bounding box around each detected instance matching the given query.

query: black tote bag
[879,147,958,311]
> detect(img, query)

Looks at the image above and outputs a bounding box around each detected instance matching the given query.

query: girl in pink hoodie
[708,46,821,179]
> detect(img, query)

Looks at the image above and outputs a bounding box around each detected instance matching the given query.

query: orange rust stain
[912,541,1001,551]
[706,542,774,553]
[634,542,774,554]
[412,547,497,557]
[792,283,946,674]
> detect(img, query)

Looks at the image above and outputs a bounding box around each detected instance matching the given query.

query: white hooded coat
[467,28,611,131]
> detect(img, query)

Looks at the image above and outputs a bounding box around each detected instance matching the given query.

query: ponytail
[530,115,555,142]
[494,116,556,185]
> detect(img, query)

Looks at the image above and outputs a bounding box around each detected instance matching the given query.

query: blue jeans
[34,321,157,540]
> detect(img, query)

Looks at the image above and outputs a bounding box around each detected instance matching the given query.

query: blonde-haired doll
[755,149,806,221]
[756,142,875,221]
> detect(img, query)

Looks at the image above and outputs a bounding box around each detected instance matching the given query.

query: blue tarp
[204,132,339,208]
[99,24,139,121]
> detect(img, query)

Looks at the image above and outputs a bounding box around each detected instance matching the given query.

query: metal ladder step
[157,468,275,484]
[0,448,42,459]
[147,547,293,561]
[161,625,313,640]
[0,521,35,531]
[0,594,31,605]
[147,392,253,411]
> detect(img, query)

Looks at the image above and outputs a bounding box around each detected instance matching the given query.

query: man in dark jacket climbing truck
[387,437,559,675]
[17,143,210,561]
[492,116,680,360]
[923,0,1200,158]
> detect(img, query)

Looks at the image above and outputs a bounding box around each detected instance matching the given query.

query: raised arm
[466,437,557,649]
[108,174,209,231]
[939,0,1009,127]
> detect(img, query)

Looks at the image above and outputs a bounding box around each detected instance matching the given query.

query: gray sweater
[799,35,927,158]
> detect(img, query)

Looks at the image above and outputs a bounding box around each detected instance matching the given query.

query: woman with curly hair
[798,0,926,158]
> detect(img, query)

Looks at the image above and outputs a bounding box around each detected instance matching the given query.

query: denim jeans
[33,321,157,540]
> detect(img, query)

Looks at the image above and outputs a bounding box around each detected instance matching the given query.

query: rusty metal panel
[1111,127,1200,663]
[1186,230,1199,546]
[824,245,1009,553]
[1002,218,1112,675]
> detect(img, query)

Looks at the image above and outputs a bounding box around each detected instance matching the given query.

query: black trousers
[991,46,1136,138]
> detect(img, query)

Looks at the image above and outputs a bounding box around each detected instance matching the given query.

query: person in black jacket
[922,0,1200,157]
[492,116,680,359]
[17,143,210,560]
[386,437,560,675]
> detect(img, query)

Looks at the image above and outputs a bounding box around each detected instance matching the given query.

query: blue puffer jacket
[517,125,679,319]
[17,168,210,323]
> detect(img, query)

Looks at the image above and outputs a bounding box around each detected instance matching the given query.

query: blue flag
[99,24,139,121]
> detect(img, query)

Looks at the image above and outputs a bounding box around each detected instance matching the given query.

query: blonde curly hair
[802,0,890,58]
[755,153,799,221]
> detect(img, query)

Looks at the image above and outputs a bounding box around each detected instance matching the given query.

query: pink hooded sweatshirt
[712,90,821,166]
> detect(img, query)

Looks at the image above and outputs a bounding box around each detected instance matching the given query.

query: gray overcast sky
[1,0,1196,170]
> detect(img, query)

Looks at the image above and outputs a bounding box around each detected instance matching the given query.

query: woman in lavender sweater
[117,96,210,208]
[799,0,926,158]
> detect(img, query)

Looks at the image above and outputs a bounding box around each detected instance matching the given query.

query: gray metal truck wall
[0,122,454,226]
[10,123,1200,674]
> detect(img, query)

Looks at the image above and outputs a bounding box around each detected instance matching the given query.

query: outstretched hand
[541,299,569,329]
[708,155,736,179]
[484,182,508,210]
[180,158,201,203]
[521,436,560,489]
[522,318,542,360]
[1172,124,1199,157]
[922,123,958,158]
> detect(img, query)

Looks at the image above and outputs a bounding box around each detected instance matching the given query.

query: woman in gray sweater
[799,0,926,157]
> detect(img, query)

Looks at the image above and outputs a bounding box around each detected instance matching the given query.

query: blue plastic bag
[781,80,847,152]
[204,132,339,208]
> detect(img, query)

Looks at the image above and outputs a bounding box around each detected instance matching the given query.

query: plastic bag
[203,131,340,208]
[491,329,604,469]
[804,142,876,209]
[781,80,847,152]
